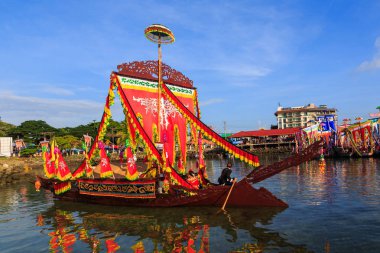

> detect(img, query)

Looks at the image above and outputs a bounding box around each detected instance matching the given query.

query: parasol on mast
[144,24,175,144]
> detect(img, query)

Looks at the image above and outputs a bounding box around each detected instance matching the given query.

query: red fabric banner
[118,75,196,171]
[56,149,72,181]
[99,144,114,179]
[125,147,138,180]
[43,151,56,179]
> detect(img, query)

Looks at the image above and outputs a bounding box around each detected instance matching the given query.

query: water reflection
[37,202,310,252]
[2,157,380,252]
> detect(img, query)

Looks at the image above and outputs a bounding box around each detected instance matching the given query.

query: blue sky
[0,0,379,133]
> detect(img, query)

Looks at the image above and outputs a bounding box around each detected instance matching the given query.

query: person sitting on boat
[187,170,200,189]
[218,163,234,186]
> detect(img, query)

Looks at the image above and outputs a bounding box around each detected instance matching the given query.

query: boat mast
[144,24,175,145]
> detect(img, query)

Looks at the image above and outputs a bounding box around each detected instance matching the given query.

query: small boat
[333,146,353,158]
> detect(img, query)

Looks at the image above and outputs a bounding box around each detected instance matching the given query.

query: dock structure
[228,128,301,153]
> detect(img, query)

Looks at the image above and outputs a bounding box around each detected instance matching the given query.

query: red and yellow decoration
[106,238,120,253]
[98,142,114,179]
[55,149,72,181]
[54,181,71,195]
[42,146,56,179]
[125,147,139,181]
[161,82,260,167]
[131,241,145,253]
[68,68,260,191]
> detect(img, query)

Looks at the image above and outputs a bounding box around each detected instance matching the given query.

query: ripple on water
[0,158,379,253]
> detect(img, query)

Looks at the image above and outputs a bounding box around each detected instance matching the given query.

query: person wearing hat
[218,163,234,185]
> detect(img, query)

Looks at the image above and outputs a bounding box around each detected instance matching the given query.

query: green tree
[0,121,15,137]
[8,120,57,144]
[59,123,99,139]
[20,147,37,157]
[55,135,81,150]
[104,119,123,145]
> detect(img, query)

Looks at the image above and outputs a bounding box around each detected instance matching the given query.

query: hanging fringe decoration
[161,82,260,167]
[70,79,117,178]
[54,181,71,195]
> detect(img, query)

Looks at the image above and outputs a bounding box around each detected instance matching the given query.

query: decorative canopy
[144,24,175,44]
[117,61,193,88]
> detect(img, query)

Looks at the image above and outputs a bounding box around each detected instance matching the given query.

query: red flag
[43,150,56,178]
[56,149,72,181]
[106,238,120,253]
[131,241,145,253]
[99,144,114,179]
[125,147,138,180]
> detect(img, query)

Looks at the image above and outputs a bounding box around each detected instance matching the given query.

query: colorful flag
[56,149,72,181]
[125,147,138,180]
[99,142,114,179]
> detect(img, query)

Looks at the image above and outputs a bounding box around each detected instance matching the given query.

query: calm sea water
[0,157,379,253]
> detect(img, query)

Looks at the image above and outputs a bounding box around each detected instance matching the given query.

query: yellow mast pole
[157,40,162,143]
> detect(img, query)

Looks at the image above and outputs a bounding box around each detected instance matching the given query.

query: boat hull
[38,177,288,208]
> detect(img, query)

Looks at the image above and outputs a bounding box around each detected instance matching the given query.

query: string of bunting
[71,78,116,178]
[54,181,71,195]
[161,82,260,167]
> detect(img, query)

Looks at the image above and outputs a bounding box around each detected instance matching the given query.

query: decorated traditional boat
[38,24,322,208]
[340,119,375,157]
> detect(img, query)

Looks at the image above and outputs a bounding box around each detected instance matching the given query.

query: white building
[0,137,13,157]
[275,104,338,129]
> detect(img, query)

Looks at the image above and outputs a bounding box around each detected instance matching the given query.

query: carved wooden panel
[117,61,193,88]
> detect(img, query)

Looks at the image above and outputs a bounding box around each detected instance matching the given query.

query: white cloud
[0,91,103,127]
[42,85,75,96]
[199,98,225,107]
[357,37,380,71]
[210,64,272,78]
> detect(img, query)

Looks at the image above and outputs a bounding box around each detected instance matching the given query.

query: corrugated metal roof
[230,128,300,138]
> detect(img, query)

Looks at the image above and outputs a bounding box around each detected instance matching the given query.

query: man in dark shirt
[218,163,234,185]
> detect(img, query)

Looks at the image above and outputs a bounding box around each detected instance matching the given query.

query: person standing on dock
[218,163,235,185]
